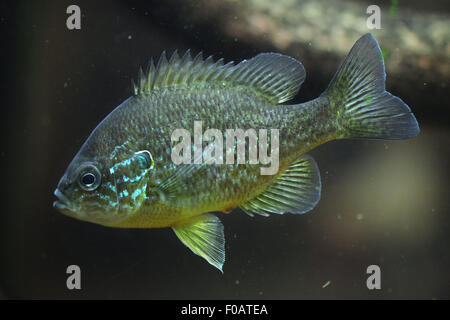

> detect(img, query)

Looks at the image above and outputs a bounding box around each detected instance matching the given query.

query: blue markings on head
[110,157,134,175]
[104,182,117,193]
[119,189,129,198]
[110,141,130,159]
[121,171,147,183]
[131,188,143,201]
[108,150,154,210]
[77,188,118,211]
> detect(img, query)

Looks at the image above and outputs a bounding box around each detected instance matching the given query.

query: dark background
[0,0,449,299]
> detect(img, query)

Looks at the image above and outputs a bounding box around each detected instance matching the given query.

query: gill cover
[110,150,154,215]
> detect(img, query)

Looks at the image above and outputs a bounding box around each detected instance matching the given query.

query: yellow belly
[112,198,241,229]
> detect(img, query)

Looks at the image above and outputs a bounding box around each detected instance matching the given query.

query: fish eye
[81,173,95,185]
[135,150,154,170]
[77,165,102,191]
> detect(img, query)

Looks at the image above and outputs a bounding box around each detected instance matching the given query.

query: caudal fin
[323,33,419,140]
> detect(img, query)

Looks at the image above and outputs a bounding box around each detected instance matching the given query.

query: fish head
[53,152,122,226]
[54,141,154,226]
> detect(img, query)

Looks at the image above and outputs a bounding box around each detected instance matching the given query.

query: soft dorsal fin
[133,50,306,104]
[240,155,321,217]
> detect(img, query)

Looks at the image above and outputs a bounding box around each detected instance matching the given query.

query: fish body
[100,90,331,228]
[54,34,419,271]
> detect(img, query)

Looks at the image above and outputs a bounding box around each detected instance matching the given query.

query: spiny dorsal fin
[133,50,306,104]
[240,155,321,217]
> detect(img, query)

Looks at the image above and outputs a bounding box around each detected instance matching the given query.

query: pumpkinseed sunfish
[54,33,419,271]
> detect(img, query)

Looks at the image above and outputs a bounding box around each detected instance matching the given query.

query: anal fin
[241,155,321,216]
[172,214,225,272]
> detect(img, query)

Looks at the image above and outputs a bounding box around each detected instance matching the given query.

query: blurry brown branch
[176,0,450,85]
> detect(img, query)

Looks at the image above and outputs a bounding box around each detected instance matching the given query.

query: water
[1,0,449,299]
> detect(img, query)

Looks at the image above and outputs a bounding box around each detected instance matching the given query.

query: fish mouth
[53,188,71,210]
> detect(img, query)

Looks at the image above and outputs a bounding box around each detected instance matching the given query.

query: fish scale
[111,87,329,216]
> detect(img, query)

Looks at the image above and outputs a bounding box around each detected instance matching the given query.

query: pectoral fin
[155,153,208,201]
[172,214,225,272]
[240,154,321,217]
